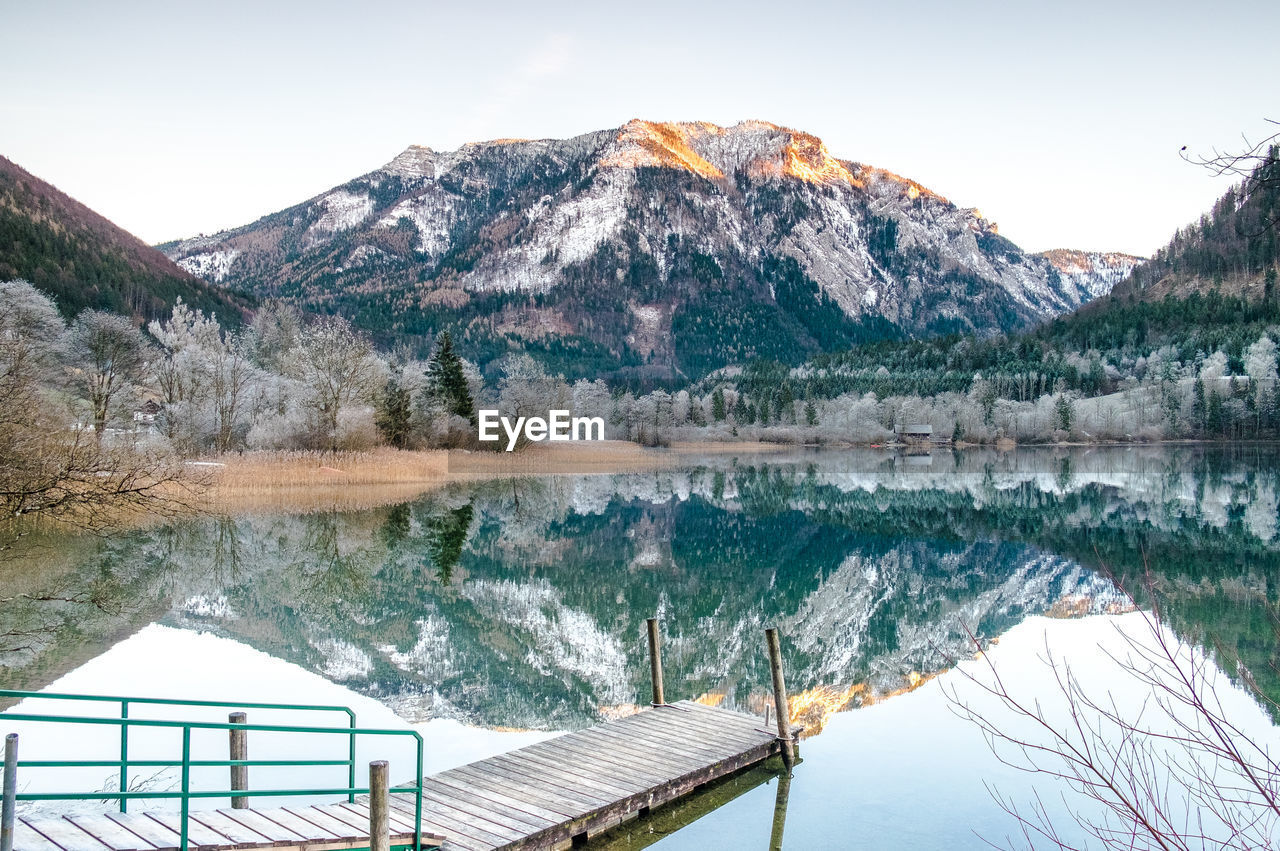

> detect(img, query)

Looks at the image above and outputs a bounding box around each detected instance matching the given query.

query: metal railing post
[414,736,424,851]
[2,733,17,851]
[119,701,129,813]
[368,761,389,851]
[346,710,357,804]
[180,727,191,851]
[229,712,248,809]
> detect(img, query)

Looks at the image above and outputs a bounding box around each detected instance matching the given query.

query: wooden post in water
[765,628,795,767]
[229,712,248,809]
[768,769,792,851]
[369,761,390,851]
[2,734,16,851]
[647,617,666,706]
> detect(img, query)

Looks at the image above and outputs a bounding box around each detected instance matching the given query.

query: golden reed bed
[198,441,794,513]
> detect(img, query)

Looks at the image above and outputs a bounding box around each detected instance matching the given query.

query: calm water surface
[3,445,1279,848]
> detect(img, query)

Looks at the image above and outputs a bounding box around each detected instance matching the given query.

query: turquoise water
[4,445,1279,846]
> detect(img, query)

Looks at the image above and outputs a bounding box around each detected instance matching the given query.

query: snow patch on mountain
[462,578,631,705]
[310,191,374,236]
[176,249,240,283]
[180,594,235,618]
[377,193,458,255]
[383,615,453,681]
[311,637,373,680]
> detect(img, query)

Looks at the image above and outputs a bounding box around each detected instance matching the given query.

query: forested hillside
[1114,145,1279,301]
[0,155,250,321]
[666,154,1280,445]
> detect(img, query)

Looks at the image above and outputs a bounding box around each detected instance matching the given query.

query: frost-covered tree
[0,280,64,416]
[150,300,259,452]
[2,283,185,538]
[285,316,384,452]
[672,390,691,425]
[497,353,566,419]
[1245,335,1278,433]
[571,378,611,420]
[246,300,303,373]
[64,310,148,439]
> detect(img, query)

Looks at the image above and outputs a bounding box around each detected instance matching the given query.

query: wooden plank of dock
[10,701,792,851]
[367,700,794,851]
[12,807,445,851]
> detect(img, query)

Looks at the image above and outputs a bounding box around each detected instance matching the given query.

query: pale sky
[3,0,1276,257]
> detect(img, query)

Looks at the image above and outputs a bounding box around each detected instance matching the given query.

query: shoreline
[201,441,796,513]
[197,438,1280,514]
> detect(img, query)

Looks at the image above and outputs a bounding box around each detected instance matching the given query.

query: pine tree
[426,331,475,423]
[375,376,412,449]
[1055,394,1074,432]
[1192,378,1207,434]
[1207,389,1225,436]
[805,400,818,426]
[712,388,726,421]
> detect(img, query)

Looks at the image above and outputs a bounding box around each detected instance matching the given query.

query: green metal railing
[0,690,424,851]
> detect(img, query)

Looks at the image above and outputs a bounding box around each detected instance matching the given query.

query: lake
[3,444,1279,848]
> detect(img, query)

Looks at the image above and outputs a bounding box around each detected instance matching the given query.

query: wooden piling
[368,760,389,851]
[765,628,795,766]
[228,712,248,809]
[2,733,16,851]
[768,769,791,850]
[646,617,666,706]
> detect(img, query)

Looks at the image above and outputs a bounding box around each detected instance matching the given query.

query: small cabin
[133,399,162,425]
[895,423,933,444]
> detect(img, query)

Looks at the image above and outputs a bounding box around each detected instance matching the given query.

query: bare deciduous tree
[1182,118,1280,190]
[1182,117,1280,232]
[945,576,1280,850]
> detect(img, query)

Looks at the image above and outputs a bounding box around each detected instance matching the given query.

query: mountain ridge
[162,119,1139,380]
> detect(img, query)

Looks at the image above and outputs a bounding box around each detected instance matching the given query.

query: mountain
[1037,248,1145,301]
[0,155,249,322]
[162,120,1138,381]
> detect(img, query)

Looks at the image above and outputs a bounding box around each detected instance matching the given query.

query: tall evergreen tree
[426,332,475,424]
[1192,378,1207,434]
[375,375,412,449]
[1055,394,1074,432]
[712,387,726,421]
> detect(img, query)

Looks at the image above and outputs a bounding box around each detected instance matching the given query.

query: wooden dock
[10,702,795,851]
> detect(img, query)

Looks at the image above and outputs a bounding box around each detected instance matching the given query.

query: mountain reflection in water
[6,444,1277,736]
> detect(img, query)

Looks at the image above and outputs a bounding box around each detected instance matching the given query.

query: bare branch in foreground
[944,580,1280,850]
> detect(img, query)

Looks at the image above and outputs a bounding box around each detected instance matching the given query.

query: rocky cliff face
[163,120,1138,380]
